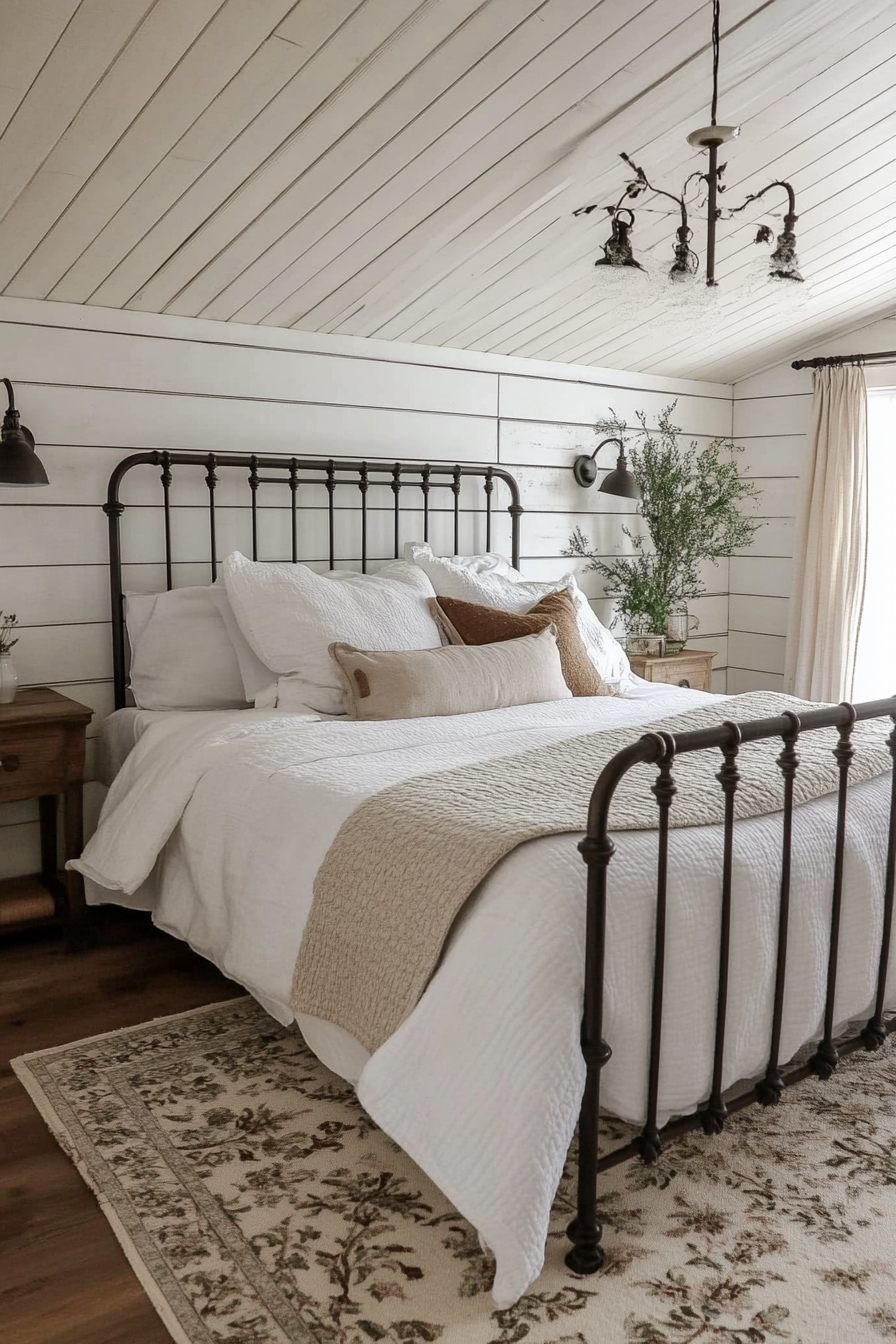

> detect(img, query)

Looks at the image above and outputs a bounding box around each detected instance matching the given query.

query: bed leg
[566,832,614,1276]
[565,1047,610,1274]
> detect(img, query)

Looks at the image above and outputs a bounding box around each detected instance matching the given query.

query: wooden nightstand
[0,687,93,944]
[628,648,716,693]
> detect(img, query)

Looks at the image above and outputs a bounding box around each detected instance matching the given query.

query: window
[853,389,896,701]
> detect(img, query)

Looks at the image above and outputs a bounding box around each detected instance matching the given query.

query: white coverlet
[77,689,896,1308]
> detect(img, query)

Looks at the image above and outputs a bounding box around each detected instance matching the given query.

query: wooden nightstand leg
[62,781,90,950]
[38,793,57,888]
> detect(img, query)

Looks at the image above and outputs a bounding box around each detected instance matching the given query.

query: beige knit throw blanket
[291,692,894,1052]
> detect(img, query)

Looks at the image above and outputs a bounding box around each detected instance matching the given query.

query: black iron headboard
[104,450,523,709]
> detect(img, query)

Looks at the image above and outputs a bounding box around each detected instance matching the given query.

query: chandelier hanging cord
[710,0,720,125]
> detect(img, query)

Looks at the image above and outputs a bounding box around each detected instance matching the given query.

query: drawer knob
[0,753,20,772]
[677,678,691,689]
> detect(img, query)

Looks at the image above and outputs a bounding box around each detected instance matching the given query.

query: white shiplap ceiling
[1,0,894,382]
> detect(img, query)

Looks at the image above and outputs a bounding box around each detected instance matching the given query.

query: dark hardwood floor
[0,909,245,1344]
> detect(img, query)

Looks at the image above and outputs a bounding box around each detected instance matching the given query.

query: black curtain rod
[792,350,896,370]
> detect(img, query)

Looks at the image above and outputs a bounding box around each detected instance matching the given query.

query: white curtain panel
[784,365,868,703]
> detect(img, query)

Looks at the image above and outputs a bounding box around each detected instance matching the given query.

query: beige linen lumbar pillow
[431,588,610,697]
[329,626,571,721]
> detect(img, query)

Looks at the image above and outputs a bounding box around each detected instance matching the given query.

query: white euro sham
[222,552,443,715]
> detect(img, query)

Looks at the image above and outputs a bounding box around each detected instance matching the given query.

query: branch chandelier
[576,0,805,293]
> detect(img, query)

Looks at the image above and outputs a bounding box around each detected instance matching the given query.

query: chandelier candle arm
[619,152,698,281]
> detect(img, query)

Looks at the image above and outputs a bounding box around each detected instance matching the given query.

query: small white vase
[0,652,18,704]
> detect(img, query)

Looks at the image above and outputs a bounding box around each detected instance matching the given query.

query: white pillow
[125,586,250,711]
[211,586,276,705]
[222,552,443,715]
[403,540,521,579]
[404,545,631,685]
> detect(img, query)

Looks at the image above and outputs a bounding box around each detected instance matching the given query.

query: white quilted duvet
[74,688,896,1307]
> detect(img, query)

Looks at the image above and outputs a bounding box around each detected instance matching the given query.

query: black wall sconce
[572,436,641,497]
[0,378,49,486]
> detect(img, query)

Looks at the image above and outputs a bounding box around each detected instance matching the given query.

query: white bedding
[80,688,896,1308]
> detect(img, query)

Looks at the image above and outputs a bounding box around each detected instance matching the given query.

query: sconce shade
[599,461,642,499]
[573,436,642,498]
[0,378,48,486]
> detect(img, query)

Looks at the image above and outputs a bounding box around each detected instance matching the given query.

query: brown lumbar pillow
[431,587,610,697]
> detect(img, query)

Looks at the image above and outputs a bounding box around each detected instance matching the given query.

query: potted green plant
[565,403,761,653]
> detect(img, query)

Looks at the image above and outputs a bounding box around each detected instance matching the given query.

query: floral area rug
[12,997,896,1344]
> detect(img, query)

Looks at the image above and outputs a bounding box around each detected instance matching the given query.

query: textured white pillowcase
[404,542,631,685]
[222,552,443,715]
[125,586,250,711]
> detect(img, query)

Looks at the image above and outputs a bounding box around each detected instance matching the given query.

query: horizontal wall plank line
[5,554,594,571]
[9,386,500,461]
[501,414,732,433]
[13,621,109,631]
[21,677,111,686]
[732,393,815,403]
[16,378,497,421]
[0,299,731,397]
[1,502,538,512]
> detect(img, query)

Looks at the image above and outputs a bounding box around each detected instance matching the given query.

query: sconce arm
[573,437,626,488]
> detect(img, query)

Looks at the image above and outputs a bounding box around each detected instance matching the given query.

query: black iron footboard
[566,696,896,1275]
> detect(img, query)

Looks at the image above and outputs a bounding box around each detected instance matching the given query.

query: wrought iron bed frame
[103,450,896,1280]
[103,450,522,710]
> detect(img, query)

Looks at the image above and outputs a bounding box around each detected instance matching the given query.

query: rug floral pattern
[14,998,896,1344]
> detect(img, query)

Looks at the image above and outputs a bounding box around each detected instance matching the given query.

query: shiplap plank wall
[729,316,896,693]
[0,297,732,878]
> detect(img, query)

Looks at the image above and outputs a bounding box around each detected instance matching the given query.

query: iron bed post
[566,736,664,1274]
[862,709,896,1049]
[757,710,801,1105]
[103,449,164,711]
[640,731,677,1162]
[703,723,742,1135]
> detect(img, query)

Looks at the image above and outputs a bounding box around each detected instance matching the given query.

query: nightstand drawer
[628,649,716,693]
[0,724,75,802]
[647,657,710,690]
